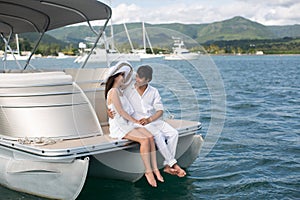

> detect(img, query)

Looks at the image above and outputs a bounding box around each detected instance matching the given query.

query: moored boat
[164,37,199,60]
[0,0,203,199]
[74,47,141,64]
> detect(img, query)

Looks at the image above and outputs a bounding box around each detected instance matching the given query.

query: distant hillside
[47,16,300,45]
[48,25,95,45]
[0,33,69,53]
[196,16,275,42]
[268,24,300,38]
[20,33,69,46]
[2,16,299,55]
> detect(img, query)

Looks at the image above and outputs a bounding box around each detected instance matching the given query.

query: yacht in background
[164,37,199,60]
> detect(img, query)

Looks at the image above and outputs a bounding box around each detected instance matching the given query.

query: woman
[105,70,163,187]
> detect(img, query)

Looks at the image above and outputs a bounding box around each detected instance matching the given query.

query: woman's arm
[109,88,139,123]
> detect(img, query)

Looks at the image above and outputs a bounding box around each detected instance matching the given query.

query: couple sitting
[104,61,186,187]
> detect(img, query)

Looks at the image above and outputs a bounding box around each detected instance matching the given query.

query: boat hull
[88,133,203,182]
[164,53,199,60]
[0,146,89,200]
[88,146,144,182]
[74,49,141,63]
[0,129,203,199]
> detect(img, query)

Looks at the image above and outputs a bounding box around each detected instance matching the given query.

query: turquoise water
[0,55,299,199]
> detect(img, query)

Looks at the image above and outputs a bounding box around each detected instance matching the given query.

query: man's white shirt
[124,82,164,120]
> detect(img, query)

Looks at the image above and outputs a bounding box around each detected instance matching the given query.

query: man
[108,62,186,177]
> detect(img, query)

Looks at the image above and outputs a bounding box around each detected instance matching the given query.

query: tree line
[1,36,299,56]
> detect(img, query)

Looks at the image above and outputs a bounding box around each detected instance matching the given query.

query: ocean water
[0,55,299,199]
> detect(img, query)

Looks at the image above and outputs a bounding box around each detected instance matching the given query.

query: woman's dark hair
[105,72,122,99]
[137,65,153,81]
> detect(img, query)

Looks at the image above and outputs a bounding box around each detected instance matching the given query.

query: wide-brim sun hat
[103,61,134,88]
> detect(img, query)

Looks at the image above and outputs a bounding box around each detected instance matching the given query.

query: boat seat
[64,68,109,88]
[0,71,72,87]
[2,69,58,73]
[64,68,110,127]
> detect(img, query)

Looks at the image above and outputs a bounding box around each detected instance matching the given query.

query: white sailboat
[74,21,140,64]
[74,46,141,64]
[125,22,163,59]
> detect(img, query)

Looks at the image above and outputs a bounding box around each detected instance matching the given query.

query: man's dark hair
[137,65,153,81]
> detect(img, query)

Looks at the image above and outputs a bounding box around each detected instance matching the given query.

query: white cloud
[109,1,300,26]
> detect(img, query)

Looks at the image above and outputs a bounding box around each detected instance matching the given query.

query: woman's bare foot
[145,172,157,187]
[163,165,177,175]
[153,169,164,182]
[173,164,186,177]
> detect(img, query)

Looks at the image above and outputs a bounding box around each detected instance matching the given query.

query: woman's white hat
[103,61,134,88]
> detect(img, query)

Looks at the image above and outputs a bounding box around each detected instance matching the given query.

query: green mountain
[46,16,300,45]
[2,16,299,55]
[268,24,300,38]
[196,16,275,42]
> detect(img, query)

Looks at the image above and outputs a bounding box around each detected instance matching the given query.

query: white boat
[74,47,140,63]
[74,20,140,64]
[164,37,199,60]
[56,52,70,59]
[0,0,203,199]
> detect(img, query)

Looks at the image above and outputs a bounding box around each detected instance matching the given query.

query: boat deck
[0,119,201,159]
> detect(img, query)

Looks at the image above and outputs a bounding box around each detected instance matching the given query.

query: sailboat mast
[123,23,135,52]
[110,19,115,50]
[16,34,20,56]
[142,22,146,52]
[143,23,154,54]
[108,0,115,51]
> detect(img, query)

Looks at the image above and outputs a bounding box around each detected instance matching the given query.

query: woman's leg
[123,129,157,187]
[138,128,164,182]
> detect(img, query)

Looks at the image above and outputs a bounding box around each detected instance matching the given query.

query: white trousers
[145,120,178,167]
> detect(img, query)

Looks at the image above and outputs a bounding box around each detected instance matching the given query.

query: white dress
[107,89,137,140]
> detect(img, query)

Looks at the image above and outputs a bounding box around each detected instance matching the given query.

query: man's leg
[144,123,177,168]
[160,121,186,177]
[159,121,179,159]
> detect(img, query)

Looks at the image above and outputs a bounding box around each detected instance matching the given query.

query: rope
[17,137,63,146]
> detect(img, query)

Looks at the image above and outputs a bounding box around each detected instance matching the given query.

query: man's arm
[139,110,163,125]
[139,87,164,125]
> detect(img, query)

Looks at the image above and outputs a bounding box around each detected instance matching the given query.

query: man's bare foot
[153,169,164,182]
[145,172,157,187]
[163,165,177,175]
[173,164,186,177]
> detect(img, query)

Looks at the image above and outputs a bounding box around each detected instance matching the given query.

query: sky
[101,0,300,26]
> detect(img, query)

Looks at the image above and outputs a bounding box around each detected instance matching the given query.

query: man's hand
[107,108,116,119]
[139,117,152,125]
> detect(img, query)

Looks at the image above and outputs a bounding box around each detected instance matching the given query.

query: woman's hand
[107,108,116,119]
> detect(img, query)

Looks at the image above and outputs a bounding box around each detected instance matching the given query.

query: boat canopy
[0,0,112,69]
[0,0,112,34]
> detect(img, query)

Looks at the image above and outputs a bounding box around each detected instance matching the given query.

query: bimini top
[0,0,112,34]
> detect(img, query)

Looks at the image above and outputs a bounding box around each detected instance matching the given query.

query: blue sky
[101,0,300,26]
